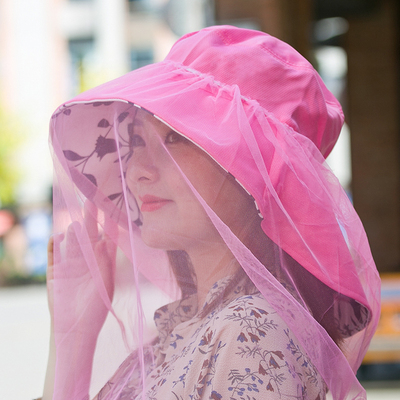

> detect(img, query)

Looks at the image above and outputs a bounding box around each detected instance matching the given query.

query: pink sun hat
[51,25,377,337]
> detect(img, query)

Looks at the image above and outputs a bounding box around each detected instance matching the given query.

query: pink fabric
[49,26,380,399]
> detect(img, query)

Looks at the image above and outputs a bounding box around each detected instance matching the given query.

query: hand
[43,202,118,399]
[48,201,117,337]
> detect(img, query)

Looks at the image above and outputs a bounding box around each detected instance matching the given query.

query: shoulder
[211,292,314,363]
[211,292,284,338]
[202,293,327,399]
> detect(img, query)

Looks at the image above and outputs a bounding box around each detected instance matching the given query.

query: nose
[126,147,160,186]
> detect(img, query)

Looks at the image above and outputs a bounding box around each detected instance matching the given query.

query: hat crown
[166,25,344,157]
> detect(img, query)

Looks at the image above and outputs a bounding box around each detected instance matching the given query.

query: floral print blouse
[97,277,327,400]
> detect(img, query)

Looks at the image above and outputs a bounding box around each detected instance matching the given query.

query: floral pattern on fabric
[96,277,326,400]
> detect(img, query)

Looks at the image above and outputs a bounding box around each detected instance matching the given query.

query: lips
[139,194,173,212]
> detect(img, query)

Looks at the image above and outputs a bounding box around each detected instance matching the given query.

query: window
[68,38,95,95]
[130,48,154,71]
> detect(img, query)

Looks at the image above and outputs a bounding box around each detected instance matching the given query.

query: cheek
[125,162,139,197]
[180,164,227,208]
[140,205,219,251]
[212,178,257,231]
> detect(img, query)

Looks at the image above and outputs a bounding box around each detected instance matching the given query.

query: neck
[184,209,268,308]
[186,240,238,309]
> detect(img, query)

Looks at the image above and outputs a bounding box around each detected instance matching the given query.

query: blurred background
[0,0,399,398]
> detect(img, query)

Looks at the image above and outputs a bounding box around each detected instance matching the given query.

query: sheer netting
[48,26,380,400]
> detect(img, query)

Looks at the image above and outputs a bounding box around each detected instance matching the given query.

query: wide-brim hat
[50,25,377,338]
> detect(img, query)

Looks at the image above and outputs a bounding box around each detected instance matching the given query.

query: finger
[104,211,118,241]
[66,221,82,258]
[84,200,98,243]
[52,233,64,265]
[101,214,118,261]
[47,233,64,267]
[95,240,115,300]
[104,214,118,265]
[97,215,118,301]
[47,236,55,268]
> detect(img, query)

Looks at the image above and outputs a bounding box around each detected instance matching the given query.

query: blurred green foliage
[0,107,22,206]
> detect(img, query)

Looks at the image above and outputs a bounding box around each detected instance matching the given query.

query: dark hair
[167,244,346,348]
[167,250,197,298]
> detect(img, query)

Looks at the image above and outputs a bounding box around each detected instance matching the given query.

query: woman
[42,26,380,399]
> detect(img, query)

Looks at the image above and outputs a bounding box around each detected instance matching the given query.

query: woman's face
[126,109,257,252]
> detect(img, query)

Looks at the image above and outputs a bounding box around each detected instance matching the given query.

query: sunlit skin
[125,109,263,306]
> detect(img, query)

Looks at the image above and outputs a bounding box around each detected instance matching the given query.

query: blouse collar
[153,275,248,340]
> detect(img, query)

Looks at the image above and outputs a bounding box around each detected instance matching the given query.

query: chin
[140,226,182,251]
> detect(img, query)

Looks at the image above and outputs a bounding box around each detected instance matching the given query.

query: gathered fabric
[49,26,380,400]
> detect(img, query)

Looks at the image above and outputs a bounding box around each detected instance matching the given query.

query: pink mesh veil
[48,26,380,400]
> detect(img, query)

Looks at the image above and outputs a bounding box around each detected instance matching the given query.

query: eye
[130,134,146,148]
[127,122,146,148]
[164,130,185,145]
